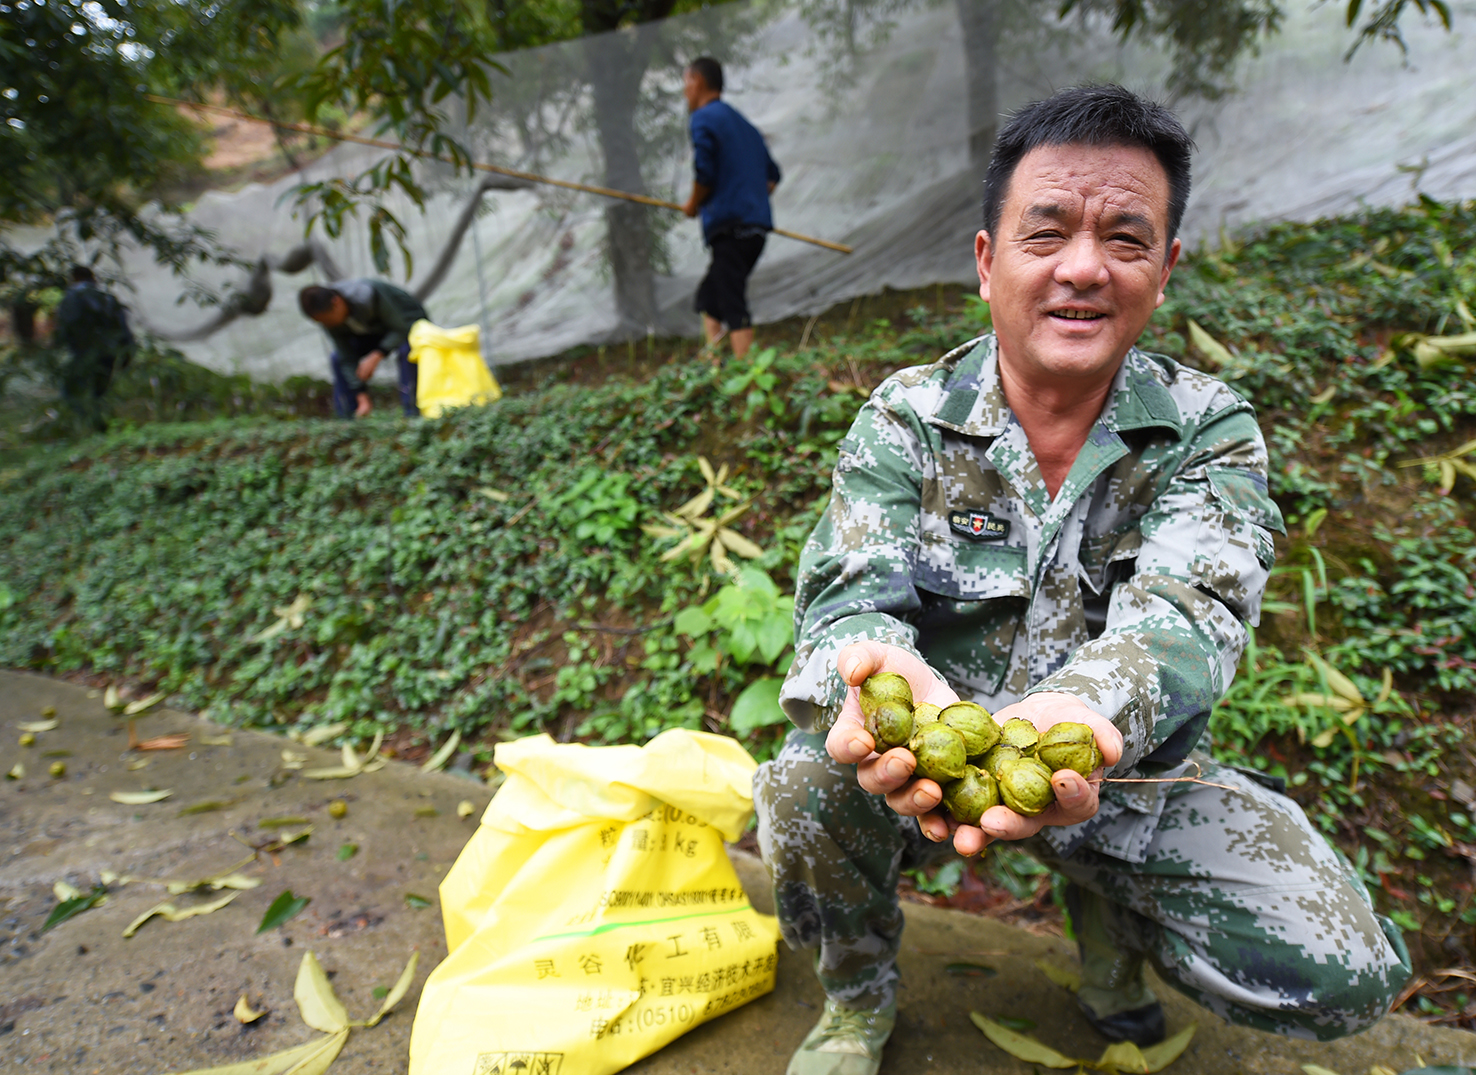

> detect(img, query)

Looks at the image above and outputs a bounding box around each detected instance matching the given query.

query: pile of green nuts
[858,672,1104,825]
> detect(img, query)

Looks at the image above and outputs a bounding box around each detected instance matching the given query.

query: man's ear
[1154,237,1182,308]
[975,230,994,303]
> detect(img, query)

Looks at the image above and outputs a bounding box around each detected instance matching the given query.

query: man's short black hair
[298,285,340,317]
[688,56,723,94]
[982,84,1195,244]
[70,265,96,284]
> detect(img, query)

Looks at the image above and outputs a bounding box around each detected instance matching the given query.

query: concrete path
[4,669,1476,1075]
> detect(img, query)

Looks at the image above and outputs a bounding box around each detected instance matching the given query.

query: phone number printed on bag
[589,1003,698,1040]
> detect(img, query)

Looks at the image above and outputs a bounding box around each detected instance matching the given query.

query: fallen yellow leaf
[233,994,266,1024]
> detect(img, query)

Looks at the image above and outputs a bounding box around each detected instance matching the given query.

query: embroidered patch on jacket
[947,510,1009,541]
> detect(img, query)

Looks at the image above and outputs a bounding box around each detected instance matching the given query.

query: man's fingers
[857,748,917,794]
[917,811,951,843]
[825,712,875,765]
[1081,715,1124,768]
[977,803,1047,842]
[834,642,960,709]
[836,641,890,686]
[951,824,990,857]
[1045,770,1099,825]
[883,775,941,816]
[977,770,1100,840]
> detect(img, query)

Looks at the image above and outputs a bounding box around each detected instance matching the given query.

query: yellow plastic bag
[408,319,502,418]
[409,729,779,1075]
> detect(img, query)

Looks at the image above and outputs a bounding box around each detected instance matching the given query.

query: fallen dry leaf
[233,994,267,1024]
[129,724,190,751]
[123,692,166,716]
[110,788,173,805]
[124,891,238,938]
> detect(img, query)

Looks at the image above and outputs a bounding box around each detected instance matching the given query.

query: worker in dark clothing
[681,56,781,360]
[298,280,428,418]
[53,265,135,431]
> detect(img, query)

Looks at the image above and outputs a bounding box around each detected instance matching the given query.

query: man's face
[683,69,707,113]
[310,295,349,329]
[976,143,1180,387]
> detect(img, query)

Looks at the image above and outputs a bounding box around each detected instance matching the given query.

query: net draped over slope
[83,0,1476,380]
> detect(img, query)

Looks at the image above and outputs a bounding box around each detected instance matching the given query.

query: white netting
[28,0,1476,380]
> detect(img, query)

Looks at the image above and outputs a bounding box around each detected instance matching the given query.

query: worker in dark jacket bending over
[299,279,428,418]
[682,56,781,360]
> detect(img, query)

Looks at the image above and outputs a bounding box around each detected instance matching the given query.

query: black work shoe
[1076,997,1167,1047]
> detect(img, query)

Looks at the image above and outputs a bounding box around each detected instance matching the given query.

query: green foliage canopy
[0,0,302,300]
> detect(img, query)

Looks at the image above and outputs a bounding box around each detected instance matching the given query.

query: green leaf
[1301,1066,1344,1075]
[673,607,712,637]
[337,843,359,862]
[42,885,108,933]
[968,1013,1078,1068]
[257,890,311,934]
[991,1014,1036,1030]
[404,893,433,910]
[728,678,788,736]
[754,614,792,666]
[294,951,349,1033]
[944,962,997,977]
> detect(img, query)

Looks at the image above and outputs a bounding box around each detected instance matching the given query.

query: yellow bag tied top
[409,729,780,1075]
[407,319,502,419]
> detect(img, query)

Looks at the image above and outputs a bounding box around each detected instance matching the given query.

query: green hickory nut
[912,702,943,725]
[938,701,1000,757]
[909,723,968,784]
[943,765,1000,826]
[860,673,915,749]
[999,717,1040,755]
[980,743,1023,781]
[997,757,1056,817]
[1036,721,1105,776]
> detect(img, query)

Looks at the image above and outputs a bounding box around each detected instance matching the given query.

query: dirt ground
[5,669,1476,1074]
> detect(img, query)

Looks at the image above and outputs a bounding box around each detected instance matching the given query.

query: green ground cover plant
[4,197,1476,1021]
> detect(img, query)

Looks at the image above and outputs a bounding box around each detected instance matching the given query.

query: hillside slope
[4,199,1476,1021]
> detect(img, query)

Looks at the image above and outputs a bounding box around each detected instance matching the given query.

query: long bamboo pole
[146,95,854,255]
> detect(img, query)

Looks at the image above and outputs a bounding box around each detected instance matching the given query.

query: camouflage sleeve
[780,389,941,733]
[1028,403,1284,773]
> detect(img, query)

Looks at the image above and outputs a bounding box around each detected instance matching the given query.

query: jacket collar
[924,335,1183,440]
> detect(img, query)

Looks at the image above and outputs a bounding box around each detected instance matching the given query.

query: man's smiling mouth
[1050,309,1105,321]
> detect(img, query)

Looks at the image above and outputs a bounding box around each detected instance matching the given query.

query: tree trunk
[579,0,677,334]
[584,26,660,332]
[954,0,1000,176]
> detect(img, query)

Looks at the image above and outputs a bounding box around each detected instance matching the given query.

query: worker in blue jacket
[681,56,781,360]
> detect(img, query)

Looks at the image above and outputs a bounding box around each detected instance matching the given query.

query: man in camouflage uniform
[755,85,1412,1075]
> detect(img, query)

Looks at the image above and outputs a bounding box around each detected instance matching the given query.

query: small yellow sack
[408,730,779,1075]
[408,319,502,418]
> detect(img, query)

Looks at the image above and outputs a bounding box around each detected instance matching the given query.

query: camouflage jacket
[781,335,1285,861]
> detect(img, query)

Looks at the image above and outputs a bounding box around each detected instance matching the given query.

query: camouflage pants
[754,729,1412,1041]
